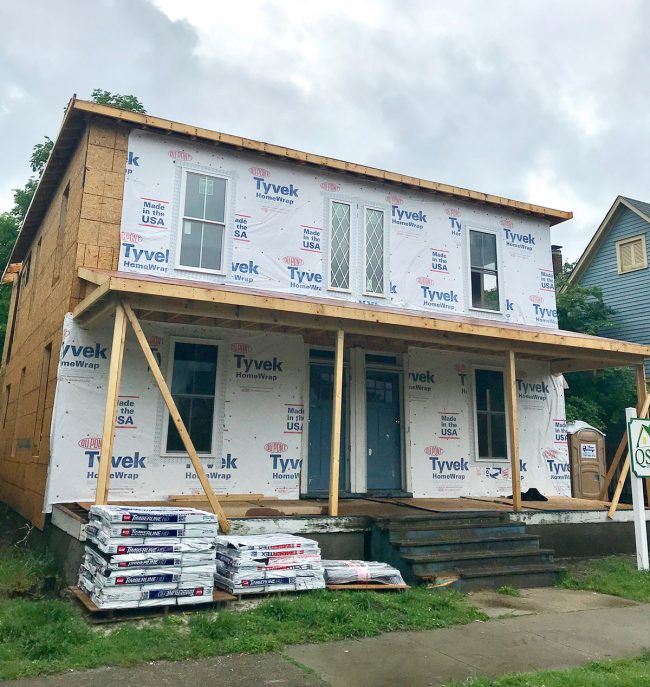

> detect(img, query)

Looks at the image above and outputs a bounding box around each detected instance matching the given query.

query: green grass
[558,555,650,603]
[495,585,521,598]
[0,547,58,598]
[0,586,485,680]
[443,651,650,686]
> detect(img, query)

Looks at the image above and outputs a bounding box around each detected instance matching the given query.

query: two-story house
[2,98,648,532]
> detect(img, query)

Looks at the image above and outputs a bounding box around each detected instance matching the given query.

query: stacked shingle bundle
[321,560,405,586]
[78,506,218,609]
[214,534,325,594]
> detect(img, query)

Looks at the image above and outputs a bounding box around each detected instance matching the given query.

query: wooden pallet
[325,583,410,591]
[67,586,236,624]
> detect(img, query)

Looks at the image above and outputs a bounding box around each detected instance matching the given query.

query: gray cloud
[2,0,649,260]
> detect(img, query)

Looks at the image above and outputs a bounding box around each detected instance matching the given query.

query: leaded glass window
[365,208,385,295]
[330,201,351,290]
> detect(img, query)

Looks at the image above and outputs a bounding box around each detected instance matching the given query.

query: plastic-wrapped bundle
[84,545,214,574]
[89,505,219,525]
[89,537,214,556]
[88,583,214,609]
[322,560,405,585]
[86,522,217,544]
[213,534,325,595]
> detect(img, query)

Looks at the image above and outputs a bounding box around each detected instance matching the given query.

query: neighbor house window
[474,368,507,460]
[180,173,227,272]
[364,207,385,295]
[616,235,647,274]
[329,201,351,290]
[469,230,500,310]
[166,341,218,453]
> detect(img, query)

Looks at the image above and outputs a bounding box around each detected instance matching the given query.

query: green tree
[90,89,146,114]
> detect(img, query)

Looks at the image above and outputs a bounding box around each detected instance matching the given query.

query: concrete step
[420,562,566,592]
[389,522,526,543]
[409,549,556,576]
[396,533,542,557]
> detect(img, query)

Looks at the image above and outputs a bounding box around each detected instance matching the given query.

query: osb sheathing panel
[0,118,127,527]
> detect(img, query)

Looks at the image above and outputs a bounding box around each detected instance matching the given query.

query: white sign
[580,442,597,460]
[628,418,650,478]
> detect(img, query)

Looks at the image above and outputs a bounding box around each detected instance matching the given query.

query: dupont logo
[78,437,102,449]
[249,166,270,178]
[445,208,461,217]
[168,150,193,161]
[320,181,340,192]
[120,232,142,244]
[385,194,402,205]
[529,295,543,304]
[230,342,252,355]
[283,256,304,267]
[417,276,434,286]
[265,442,288,452]
[424,446,444,457]
[500,218,514,229]
[146,336,163,348]
[454,364,467,374]
[195,587,204,596]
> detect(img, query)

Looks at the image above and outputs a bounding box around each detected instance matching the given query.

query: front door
[366,368,402,490]
[307,361,348,493]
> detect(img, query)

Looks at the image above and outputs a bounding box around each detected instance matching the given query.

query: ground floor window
[166,341,218,453]
[474,368,507,460]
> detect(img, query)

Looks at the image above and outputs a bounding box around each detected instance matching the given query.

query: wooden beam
[608,391,650,519]
[504,350,522,512]
[122,301,230,532]
[94,303,127,505]
[72,280,111,323]
[328,330,345,516]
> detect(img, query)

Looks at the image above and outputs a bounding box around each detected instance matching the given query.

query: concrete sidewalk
[4,592,649,687]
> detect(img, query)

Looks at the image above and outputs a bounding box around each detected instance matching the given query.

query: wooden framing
[94,303,126,505]
[504,350,522,512]
[121,301,229,532]
[328,330,345,516]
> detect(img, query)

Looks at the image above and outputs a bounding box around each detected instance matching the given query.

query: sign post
[625,407,650,571]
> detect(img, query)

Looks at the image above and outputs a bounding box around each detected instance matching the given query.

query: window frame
[175,170,229,276]
[362,205,388,298]
[471,365,510,462]
[327,199,353,293]
[616,234,647,274]
[161,336,222,458]
[467,226,503,314]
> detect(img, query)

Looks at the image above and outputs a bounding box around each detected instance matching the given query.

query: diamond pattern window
[365,208,385,295]
[330,202,351,290]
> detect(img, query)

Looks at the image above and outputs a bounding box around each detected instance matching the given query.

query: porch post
[635,364,650,507]
[504,349,522,512]
[328,329,345,516]
[94,302,127,505]
[122,301,230,533]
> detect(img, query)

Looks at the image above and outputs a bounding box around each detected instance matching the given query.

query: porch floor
[71,495,632,520]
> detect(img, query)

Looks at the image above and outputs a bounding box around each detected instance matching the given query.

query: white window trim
[466,225,504,314]
[176,170,229,276]
[161,336,223,458]
[616,234,647,274]
[471,364,510,463]
[327,199,353,293]
[362,205,388,298]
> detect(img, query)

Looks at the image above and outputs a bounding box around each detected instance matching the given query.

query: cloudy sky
[1,0,649,260]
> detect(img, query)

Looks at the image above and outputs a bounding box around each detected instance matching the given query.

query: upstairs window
[470,230,500,311]
[616,235,647,274]
[474,368,508,460]
[364,208,385,295]
[329,201,351,290]
[166,341,219,454]
[180,172,227,272]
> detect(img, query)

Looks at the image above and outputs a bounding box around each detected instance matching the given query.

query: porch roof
[75,267,650,373]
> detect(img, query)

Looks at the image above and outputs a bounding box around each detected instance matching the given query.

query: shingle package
[214,534,325,594]
[321,560,405,586]
[78,506,219,609]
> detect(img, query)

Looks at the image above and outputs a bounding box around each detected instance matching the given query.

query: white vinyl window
[616,235,647,274]
[165,340,219,454]
[469,229,500,311]
[364,207,385,295]
[329,201,351,290]
[179,172,227,273]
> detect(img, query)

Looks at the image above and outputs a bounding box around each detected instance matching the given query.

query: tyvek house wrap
[118,130,558,330]
[44,314,306,510]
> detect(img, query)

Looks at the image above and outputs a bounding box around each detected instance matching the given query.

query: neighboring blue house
[568,196,650,375]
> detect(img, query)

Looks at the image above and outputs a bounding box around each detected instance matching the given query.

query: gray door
[307,362,348,493]
[366,369,402,490]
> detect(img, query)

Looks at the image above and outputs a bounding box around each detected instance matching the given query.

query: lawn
[443,652,650,687]
[0,543,485,680]
[559,555,650,603]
